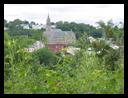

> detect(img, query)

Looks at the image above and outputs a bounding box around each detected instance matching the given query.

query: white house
[25,41,45,52]
[20,24,30,29]
[32,24,44,29]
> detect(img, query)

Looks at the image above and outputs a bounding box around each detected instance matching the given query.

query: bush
[103,49,120,71]
[32,48,58,65]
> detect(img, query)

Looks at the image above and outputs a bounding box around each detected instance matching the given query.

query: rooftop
[44,29,76,44]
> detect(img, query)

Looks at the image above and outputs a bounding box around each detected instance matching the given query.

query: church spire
[46,14,51,31]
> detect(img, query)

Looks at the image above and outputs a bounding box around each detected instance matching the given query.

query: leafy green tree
[103,49,120,71]
[32,48,58,65]
[97,20,115,39]
[56,21,63,28]
[75,32,90,49]
[56,21,103,39]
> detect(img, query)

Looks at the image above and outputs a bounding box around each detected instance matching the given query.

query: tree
[97,20,114,39]
[51,22,55,25]
[32,48,58,65]
[56,21,103,39]
[30,21,36,25]
[23,20,29,24]
[96,20,106,38]
[56,21,63,27]
[75,32,90,49]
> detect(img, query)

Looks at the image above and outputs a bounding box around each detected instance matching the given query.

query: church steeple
[46,14,51,31]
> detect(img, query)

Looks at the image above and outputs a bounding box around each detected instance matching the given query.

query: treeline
[4,19,44,40]
[4,19,123,40]
[56,21,103,39]
[4,19,103,39]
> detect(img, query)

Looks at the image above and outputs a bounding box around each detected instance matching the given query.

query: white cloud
[4,4,124,26]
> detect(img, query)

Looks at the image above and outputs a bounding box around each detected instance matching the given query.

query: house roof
[44,29,76,44]
[44,15,76,45]
[26,41,45,52]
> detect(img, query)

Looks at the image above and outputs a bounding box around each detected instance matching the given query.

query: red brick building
[44,14,76,52]
[48,44,67,52]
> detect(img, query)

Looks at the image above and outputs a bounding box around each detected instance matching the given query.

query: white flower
[88,48,92,51]
[110,44,119,49]
[97,51,101,54]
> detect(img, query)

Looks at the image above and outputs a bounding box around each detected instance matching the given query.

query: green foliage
[97,19,124,41]
[4,32,10,42]
[56,21,103,39]
[75,33,90,49]
[90,31,102,38]
[15,37,36,48]
[4,41,124,94]
[4,20,124,94]
[32,48,58,65]
[5,19,44,41]
[91,39,121,71]
[103,49,121,71]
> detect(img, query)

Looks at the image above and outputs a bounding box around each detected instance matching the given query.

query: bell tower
[46,14,51,31]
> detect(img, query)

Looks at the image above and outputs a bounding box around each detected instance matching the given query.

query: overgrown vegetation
[4,20,124,94]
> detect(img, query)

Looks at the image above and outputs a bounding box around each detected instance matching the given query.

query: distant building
[32,24,44,29]
[20,24,30,29]
[44,14,76,52]
[20,23,44,30]
[4,27,8,31]
[25,41,45,52]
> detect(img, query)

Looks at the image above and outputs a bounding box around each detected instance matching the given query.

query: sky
[4,4,124,27]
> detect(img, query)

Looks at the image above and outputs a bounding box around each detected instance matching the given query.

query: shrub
[32,48,58,65]
[103,49,120,71]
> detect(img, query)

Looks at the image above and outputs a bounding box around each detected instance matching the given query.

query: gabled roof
[44,29,76,44]
[44,14,76,44]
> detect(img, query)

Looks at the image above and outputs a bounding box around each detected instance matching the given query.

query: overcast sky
[4,4,124,27]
